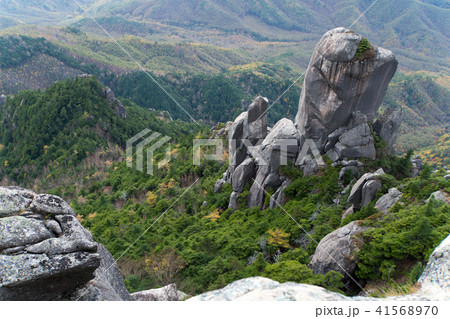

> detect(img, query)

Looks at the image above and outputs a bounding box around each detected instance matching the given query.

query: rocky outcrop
[210,121,233,139]
[0,187,100,300]
[347,168,385,206]
[248,118,301,208]
[0,187,130,301]
[214,179,226,193]
[67,244,132,301]
[132,284,187,301]
[232,158,256,193]
[269,179,291,209]
[418,235,450,299]
[189,235,450,301]
[188,277,348,301]
[411,155,423,177]
[295,27,398,157]
[214,28,400,209]
[104,87,126,119]
[247,96,268,143]
[373,108,403,149]
[360,179,382,207]
[375,188,402,213]
[308,221,368,283]
[218,96,301,209]
[426,190,450,205]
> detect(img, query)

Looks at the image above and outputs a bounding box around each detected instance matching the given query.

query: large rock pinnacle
[295,27,398,151]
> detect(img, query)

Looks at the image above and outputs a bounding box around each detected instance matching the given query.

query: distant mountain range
[1,0,449,72]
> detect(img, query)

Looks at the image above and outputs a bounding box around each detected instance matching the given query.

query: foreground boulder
[418,235,450,299]
[66,244,132,301]
[308,221,368,284]
[0,186,131,301]
[188,277,348,301]
[132,284,187,301]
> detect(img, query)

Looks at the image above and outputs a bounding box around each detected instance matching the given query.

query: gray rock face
[68,244,132,301]
[373,108,403,149]
[0,252,99,300]
[347,169,385,205]
[0,187,35,218]
[104,87,126,119]
[309,221,368,279]
[361,179,382,207]
[426,190,450,205]
[228,191,239,210]
[232,158,256,193]
[295,27,398,152]
[216,96,273,209]
[188,277,349,301]
[0,216,52,251]
[132,284,187,301]
[227,111,249,175]
[248,118,300,208]
[334,123,376,160]
[0,186,130,301]
[375,188,402,213]
[247,96,268,143]
[339,166,359,184]
[214,179,226,193]
[418,235,450,298]
[342,205,354,219]
[30,194,76,216]
[411,155,423,177]
[269,179,291,209]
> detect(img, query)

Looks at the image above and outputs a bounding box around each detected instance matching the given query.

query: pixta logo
[126,129,171,175]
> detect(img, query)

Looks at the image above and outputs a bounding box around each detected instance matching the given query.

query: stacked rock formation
[215,97,301,209]
[295,27,398,158]
[0,186,131,301]
[216,28,401,210]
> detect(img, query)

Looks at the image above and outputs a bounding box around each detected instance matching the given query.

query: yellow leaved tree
[267,228,290,248]
[146,191,158,206]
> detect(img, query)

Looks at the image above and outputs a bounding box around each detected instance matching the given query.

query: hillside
[0,76,200,188]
